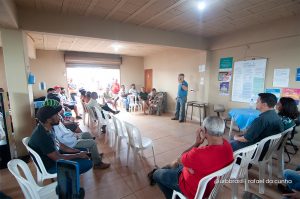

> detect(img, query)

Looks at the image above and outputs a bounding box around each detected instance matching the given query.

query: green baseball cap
[43,99,60,107]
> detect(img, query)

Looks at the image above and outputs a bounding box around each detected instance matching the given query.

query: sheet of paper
[232,59,267,102]
[273,68,290,87]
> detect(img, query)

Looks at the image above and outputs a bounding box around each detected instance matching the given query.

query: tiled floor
[0,111,299,199]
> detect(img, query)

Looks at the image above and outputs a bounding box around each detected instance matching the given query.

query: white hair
[203,116,225,136]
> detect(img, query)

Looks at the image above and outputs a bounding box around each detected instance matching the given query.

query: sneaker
[94,162,110,170]
[278,184,294,194]
[171,118,179,120]
[76,116,82,119]
[114,110,120,115]
[179,120,184,123]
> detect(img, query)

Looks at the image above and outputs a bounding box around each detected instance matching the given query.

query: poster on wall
[219,82,229,95]
[273,68,290,87]
[219,57,233,71]
[266,88,281,101]
[282,88,300,105]
[296,68,300,81]
[199,65,205,72]
[218,71,232,82]
[231,59,267,103]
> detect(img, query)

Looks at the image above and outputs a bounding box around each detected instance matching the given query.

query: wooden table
[185,101,208,125]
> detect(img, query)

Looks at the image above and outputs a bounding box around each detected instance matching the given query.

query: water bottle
[249,98,255,109]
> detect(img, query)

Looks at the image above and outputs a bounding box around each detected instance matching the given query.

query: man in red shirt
[153,116,234,199]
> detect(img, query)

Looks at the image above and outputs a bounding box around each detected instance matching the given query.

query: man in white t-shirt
[53,122,110,169]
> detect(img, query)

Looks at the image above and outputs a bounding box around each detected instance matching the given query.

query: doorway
[144,69,152,93]
[66,67,120,95]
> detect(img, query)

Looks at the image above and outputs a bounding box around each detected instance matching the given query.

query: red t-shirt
[111,83,120,94]
[179,139,233,199]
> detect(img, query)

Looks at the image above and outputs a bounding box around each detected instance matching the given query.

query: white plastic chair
[22,137,57,185]
[93,106,115,145]
[230,144,258,199]
[172,162,234,199]
[81,101,88,125]
[274,126,295,178]
[112,115,128,157]
[123,121,157,169]
[7,159,57,199]
[128,95,142,112]
[248,133,283,194]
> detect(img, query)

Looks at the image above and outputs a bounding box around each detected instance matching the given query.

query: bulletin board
[231,59,267,103]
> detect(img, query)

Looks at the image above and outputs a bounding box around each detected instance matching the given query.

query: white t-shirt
[53,123,78,148]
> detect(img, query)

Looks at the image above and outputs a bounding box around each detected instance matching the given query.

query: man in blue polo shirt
[172,73,188,123]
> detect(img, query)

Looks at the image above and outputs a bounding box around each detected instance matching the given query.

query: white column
[1,28,35,157]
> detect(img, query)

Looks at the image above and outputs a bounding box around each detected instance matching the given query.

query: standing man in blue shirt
[172,73,188,123]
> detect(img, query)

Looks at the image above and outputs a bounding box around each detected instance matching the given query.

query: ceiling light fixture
[197,1,206,10]
[111,43,122,52]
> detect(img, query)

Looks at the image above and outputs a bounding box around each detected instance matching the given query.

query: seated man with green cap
[29,105,93,174]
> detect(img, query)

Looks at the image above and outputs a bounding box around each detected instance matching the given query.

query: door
[144,69,152,93]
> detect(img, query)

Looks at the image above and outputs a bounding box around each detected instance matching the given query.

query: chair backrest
[213,104,225,113]
[7,159,41,199]
[231,144,258,179]
[22,137,51,177]
[123,121,143,149]
[277,126,295,152]
[195,162,234,199]
[112,116,128,138]
[251,133,282,163]
[94,106,109,126]
[128,95,135,105]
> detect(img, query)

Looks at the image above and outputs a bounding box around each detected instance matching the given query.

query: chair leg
[232,183,238,199]
[258,162,265,194]
[244,169,249,191]
[229,120,234,139]
[151,146,157,167]
[133,150,138,171]
[126,146,130,166]
[267,159,273,180]
[277,150,284,178]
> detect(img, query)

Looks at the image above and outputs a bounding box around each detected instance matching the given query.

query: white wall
[30,50,67,98]
[207,15,300,142]
[144,48,207,114]
[0,48,7,91]
[120,55,144,91]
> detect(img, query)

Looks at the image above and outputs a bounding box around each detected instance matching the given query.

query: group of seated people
[119,83,161,114]
[28,89,300,198]
[151,93,300,199]
[28,98,111,176]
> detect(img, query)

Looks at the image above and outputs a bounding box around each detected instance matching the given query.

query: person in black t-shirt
[28,106,94,174]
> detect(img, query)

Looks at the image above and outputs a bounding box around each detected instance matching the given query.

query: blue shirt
[244,110,284,144]
[177,80,188,97]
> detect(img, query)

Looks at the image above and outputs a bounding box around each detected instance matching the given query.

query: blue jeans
[175,96,187,121]
[48,159,93,174]
[230,140,251,151]
[284,169,300,191]
[153,165,183,199]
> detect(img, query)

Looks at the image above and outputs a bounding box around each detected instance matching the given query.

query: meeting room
[0,0,300,199]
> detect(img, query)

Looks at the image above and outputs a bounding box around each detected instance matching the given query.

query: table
[185,101,208,125]
[228,108,260,137]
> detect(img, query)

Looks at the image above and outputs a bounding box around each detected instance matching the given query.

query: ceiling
[15,0,300,38]
[27,31,190,56]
